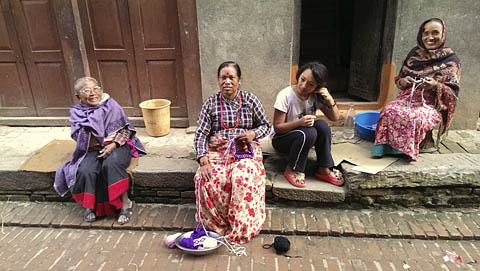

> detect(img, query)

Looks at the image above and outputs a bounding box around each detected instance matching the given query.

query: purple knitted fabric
[179,228,207,249]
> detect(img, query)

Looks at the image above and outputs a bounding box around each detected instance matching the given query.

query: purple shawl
[54,97,146,196]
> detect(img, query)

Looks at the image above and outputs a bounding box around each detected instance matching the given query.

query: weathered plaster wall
[393,0,480,129]
[196,0,300,122]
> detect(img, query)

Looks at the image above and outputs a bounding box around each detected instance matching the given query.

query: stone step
[346,153,480,189]
[262,153,347,203]
[272,173,346,202]
[2,152,480,207]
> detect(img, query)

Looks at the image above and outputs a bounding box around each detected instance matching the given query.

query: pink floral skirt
[194,135,266,244]
[374,100,441,161]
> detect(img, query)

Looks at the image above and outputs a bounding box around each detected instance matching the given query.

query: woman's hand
[236,130,256,144]
[397,76,416,89]
[98,143,117,159]
[316,87,335,106]
[235,131,256,152]
[300,115,316,127]
[198,156,212,181]
[421,77,439,90]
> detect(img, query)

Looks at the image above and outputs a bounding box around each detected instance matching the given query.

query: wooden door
[79,0,187,117]
[129,0,187,117]
[78,0,141,116]
[10,0,75,116]
[0,0,36,116]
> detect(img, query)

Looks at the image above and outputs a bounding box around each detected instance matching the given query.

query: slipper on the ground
[118,200,136,225]
[283,171,306,188]
[84,208,96,223]
[314,170,344,186]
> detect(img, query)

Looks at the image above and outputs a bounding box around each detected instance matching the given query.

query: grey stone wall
[195,0,300,121]
[392,0,480,129]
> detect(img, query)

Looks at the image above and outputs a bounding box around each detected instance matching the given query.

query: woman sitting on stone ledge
[54,77,146,224]
[193,61,271,244]
[373,18,461,161]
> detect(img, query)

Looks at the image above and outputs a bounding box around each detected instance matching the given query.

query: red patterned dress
[194,135,266,244]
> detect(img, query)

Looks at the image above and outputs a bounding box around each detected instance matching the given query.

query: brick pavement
[2,201,480,241]
[1,227,479,270]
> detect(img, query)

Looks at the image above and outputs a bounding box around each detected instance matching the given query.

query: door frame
[177,0,203,127]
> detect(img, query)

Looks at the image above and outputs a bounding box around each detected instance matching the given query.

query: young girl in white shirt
[272,62,344,188]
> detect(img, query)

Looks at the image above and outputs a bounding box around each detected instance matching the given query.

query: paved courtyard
[1,201,480,270]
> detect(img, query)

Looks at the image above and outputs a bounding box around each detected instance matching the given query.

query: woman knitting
[373,18,461,161]
[193,61,272,244]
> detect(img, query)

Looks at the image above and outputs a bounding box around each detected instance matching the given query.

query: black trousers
[272,120,334,173]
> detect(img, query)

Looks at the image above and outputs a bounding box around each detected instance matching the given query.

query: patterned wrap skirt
[374,99,441,161]
[194,135,266,244]
[71,144,131,216]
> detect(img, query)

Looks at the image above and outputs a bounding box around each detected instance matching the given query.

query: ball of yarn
[272,236,290,255]
[179,236,195,249]
[164,233,182,248]
[201,237,218,249]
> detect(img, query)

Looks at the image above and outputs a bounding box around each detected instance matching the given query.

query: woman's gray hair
[74,77,98,94]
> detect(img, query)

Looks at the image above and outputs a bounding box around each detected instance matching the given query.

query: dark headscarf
[397,18,461,137]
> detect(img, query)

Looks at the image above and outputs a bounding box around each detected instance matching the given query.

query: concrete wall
[196,0,300,122]
[392,0,480,130]
[196,0,479,130]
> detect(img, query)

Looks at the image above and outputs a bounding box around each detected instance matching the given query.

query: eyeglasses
[79,86,103,95]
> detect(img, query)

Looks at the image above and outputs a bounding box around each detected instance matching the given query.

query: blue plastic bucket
[354,112,380,141]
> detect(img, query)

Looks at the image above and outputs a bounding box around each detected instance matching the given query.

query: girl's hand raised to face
[316,87,334,105]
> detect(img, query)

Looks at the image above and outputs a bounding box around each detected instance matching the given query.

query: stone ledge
[0,171,53,190]
[133,157,197,188]
[2,152,480,207]
[345,153,480,189]
[272,173,346,202]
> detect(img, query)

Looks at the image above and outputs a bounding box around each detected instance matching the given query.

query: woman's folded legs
[272,126,317,187]
[73,145,132,222]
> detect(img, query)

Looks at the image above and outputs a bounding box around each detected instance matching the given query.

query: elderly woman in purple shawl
[55,77,146,224]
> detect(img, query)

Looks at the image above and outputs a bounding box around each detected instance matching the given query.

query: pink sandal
[284,171,306,188]
[314,169,344,186]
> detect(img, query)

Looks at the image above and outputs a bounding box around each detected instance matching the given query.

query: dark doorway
[299,0,354,98]
[300,0,391,102]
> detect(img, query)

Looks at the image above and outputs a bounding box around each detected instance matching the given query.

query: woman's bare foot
[84,208,96,222]
[316,167,331,175]
[118,199,135,225]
